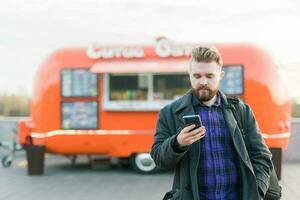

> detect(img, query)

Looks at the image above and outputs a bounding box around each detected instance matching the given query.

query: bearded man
[151,46,273,200]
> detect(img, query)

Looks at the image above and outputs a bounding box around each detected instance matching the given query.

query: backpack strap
[227,97,282,199]
[227,96,246,139]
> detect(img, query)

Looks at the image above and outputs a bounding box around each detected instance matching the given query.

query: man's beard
[192,86,218,102]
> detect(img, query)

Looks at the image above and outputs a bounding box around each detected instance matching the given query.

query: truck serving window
[153,74,190,100]
[61,69,98,97]
[109,74,148,101]
[104,73,189,111]
[220,65,244,95]
[61,101,98,129]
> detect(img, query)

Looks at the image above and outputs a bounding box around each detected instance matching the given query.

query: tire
[270,148,282,180]
[131,153,157,174]
[2,155,13,168]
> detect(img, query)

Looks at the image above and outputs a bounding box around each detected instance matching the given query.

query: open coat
[151,90,273,200]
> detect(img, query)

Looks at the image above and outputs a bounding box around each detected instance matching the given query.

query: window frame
[103,73,190,111]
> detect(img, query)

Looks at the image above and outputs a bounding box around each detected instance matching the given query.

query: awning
[90,60,189,74]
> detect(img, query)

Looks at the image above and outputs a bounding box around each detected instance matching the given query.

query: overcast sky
[1,0,300,95]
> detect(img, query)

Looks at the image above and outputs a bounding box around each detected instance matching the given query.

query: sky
[1,0,300,96]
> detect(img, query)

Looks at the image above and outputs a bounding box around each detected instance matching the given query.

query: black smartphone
[182,114,203,131]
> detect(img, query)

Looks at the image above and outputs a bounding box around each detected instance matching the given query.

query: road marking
[17,160,27,167]
[17,154,48,167]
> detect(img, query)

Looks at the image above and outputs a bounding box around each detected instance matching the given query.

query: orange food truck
[18,38,291,178]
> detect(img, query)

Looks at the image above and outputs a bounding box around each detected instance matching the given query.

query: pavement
[0,152,299,200]
[0,118,300,200]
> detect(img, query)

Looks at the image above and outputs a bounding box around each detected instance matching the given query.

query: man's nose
[198,77,208,85]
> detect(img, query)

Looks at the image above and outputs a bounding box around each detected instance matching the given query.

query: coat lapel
[174,90,200,200]
[175,90,195,125]
[221,93,255,174]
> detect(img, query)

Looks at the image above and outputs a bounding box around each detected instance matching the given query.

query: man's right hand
[177,124,206,148]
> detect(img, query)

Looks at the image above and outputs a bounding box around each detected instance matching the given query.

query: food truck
[18,38,291,178]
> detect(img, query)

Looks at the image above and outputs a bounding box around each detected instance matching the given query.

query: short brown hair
[190,46,223,67]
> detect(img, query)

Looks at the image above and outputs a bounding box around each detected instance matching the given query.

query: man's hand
[177,124,206,148]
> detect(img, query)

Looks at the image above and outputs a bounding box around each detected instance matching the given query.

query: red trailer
[19,38,291,177]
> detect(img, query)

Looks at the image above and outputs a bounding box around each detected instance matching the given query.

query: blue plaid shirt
[192,93,240,200]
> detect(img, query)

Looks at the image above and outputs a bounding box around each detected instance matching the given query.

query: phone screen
[182,115,202,130]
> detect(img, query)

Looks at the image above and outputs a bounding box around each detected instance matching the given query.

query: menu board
[62,101,98,129]
[61,69,98,97]
[220,65,243,95]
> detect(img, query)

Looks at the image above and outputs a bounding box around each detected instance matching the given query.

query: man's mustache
[197,85,210,90]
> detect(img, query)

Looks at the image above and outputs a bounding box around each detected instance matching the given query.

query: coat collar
[175,89,230,113]
[174,90,195,127]
[174,89,194,113]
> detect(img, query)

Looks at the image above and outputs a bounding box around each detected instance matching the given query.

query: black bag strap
[227,96,282,200]
[227,97,246,139]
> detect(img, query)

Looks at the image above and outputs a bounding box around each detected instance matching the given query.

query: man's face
[189,61,224,102]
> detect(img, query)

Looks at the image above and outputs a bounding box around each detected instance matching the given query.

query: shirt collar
[192,91,221,107]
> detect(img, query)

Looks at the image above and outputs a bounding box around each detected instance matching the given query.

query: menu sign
[61,69,98,97]
[62,101,98,129]
[220,65,243,95]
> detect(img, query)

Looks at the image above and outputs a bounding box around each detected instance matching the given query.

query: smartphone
[182,114,203,131]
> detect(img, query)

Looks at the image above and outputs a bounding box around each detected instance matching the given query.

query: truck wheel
[131,153,156,174]
[270,148,282,180]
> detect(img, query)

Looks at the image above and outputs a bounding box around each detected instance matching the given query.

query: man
[150,46,273,200]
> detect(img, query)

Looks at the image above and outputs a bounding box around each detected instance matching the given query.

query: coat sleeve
[243,103,273,197]
[150,107,188,169]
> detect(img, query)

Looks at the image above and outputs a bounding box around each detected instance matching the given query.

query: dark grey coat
[151,90,273,200]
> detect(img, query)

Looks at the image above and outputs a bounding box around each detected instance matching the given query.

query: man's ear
[220,70,225,79]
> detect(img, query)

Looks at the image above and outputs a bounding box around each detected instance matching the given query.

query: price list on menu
[62,101,98,129]
[220,65,243,95]
[61,69,98,97]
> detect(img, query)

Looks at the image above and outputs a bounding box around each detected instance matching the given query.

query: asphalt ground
[0,118,300,200]
[0,152,300,200]
[0,152,172,200]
